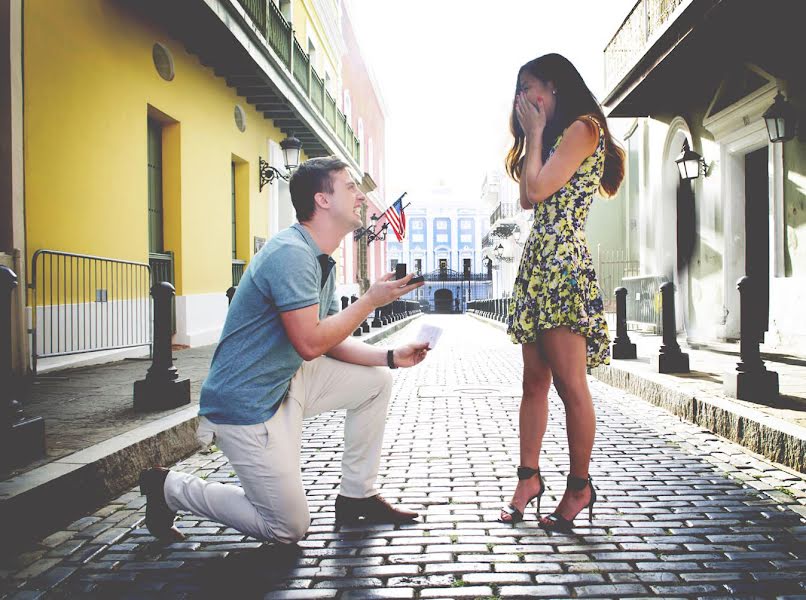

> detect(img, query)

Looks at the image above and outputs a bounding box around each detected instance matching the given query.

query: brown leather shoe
[139,467,185,542]
[335,494,419,525]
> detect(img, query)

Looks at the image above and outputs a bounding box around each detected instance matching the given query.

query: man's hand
[365,272,424,309]
[392,342,430,368]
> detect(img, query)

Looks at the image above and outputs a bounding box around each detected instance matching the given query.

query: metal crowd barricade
[622,274,666,334]
[29,250,153,375]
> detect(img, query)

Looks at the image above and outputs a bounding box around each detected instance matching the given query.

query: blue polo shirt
[199,223,339,425]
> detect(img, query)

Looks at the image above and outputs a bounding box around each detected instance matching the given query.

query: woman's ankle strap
[567,474,592,490]
[517,466,541,480]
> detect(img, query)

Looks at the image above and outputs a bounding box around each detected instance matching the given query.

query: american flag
[386,197,406,242]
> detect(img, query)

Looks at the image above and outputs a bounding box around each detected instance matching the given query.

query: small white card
[416,323,443,350]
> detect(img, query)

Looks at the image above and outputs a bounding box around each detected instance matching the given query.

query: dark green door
[147,119,164,254]
[232,162,237,260]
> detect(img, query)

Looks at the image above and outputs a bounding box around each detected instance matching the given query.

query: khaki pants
[163,356,393,543]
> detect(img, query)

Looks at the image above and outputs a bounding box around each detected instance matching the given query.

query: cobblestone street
[3,315,805,599]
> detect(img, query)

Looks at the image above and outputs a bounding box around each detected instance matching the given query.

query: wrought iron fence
[29,250,152,375]
[232,259,246,287]
[149,252,175,334]
[148,252,173,287]
[604,0,687,89]
[399,269,493,313]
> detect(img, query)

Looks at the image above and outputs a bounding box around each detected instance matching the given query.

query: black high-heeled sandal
[498,466,544,524]
[538,474,596,532]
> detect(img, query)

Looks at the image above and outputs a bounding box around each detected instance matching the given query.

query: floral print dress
[507,116,610,368]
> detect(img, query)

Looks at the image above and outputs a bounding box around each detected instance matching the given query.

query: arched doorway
[661,122,694,333]
[433,289,454,314]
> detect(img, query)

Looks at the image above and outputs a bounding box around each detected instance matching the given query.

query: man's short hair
[289,156,349,222]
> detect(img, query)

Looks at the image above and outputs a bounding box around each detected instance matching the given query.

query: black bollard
[612,287,637,359]
[341,296,349,312]
[372,307,382,328]
[724,276,779,402]
[654,281,689,373]
[134,282,191,411]
[0,266,45,469]
[351,295,362,336]
[226,286,237,306]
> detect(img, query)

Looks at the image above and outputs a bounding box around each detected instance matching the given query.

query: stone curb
[0,313,421,555]
[467,312,806,473]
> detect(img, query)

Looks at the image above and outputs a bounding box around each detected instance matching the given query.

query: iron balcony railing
[489,201,519,227]
[29,250,153,375]
[604,0,687,90]
[482,232,493,248]
[292,38,309,93]
[235,0,361,164]
[310,70,325,113]
[267,0,291,65]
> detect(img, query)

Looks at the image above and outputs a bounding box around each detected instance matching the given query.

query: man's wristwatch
[387,349,398,370]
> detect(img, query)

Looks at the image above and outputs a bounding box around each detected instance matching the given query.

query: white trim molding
[174,292,228,347]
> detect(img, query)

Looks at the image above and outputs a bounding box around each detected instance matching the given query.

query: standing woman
[498,54,624,531]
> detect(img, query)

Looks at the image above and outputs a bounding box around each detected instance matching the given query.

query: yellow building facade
[10,0,361,372]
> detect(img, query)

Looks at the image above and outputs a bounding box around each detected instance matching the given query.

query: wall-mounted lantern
[259,135,302,191]
[763,92,798,143]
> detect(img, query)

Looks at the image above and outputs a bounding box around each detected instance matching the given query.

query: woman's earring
[552,90,557,96]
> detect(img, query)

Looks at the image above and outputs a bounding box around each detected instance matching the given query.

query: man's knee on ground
[265,510,311,544]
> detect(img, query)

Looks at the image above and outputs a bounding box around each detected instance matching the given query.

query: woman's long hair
[505,53,624,197]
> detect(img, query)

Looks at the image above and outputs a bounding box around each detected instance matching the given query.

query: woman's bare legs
[499,342,552,522]
[537,327,595,521]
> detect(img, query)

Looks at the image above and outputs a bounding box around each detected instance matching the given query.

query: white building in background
[385,183,491,312]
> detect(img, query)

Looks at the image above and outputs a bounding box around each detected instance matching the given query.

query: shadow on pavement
[196,542,303,598]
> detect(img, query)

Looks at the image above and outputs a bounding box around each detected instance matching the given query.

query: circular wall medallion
[234,105,246,132]
[152,43,175,81]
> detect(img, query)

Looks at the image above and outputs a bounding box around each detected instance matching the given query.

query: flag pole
[375,192,408,220]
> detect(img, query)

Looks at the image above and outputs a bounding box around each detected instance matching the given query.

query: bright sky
[347,0,637,206]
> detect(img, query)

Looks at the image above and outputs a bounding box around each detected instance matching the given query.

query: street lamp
[354,212,390,244]
[675,139,710,181]
[354,192,410,245]
[494,243,513,263]
[259,135,303,191]
[763,92,798,143]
